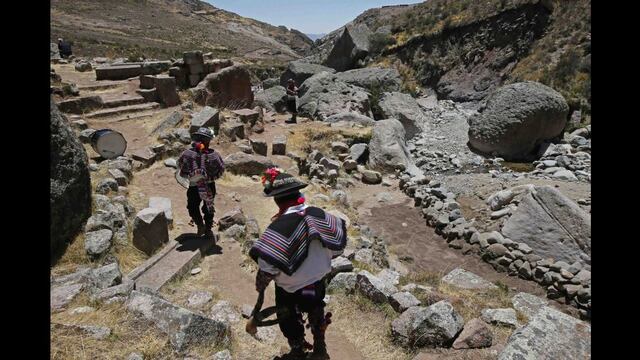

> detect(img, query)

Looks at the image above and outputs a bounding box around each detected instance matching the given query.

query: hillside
[50,0,314,62]
[308,0,590,118]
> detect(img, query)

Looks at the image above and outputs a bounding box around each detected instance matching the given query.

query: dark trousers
[186,183,216,227]
[287,98,297,114]
[275,279,326,347]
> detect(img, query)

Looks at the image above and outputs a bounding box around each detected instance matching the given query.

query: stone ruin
[169,51,233,89]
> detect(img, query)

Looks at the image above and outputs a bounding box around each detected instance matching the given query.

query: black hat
[191,127,214,141]
[262,168,307,197]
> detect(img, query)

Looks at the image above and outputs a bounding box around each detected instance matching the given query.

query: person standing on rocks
[285,79,299,124]
[57,38,72,58]
[249,168,348,360]
[177,127,224,237]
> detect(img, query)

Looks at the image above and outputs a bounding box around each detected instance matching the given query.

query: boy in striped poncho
[177,127,224,237]
[249,168,348,360]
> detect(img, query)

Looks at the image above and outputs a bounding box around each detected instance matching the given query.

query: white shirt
[258,204,342,293]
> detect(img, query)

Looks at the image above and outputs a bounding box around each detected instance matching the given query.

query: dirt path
[127,120,366,359]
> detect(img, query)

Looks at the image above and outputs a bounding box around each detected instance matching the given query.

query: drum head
[95,131,127,159]
[175,169,190,189]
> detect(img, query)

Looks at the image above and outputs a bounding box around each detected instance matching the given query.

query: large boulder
[223,152,275,176]
[378,92,427,139]
[279,60,335,87]
[324,24,372,72]
[297,72,372,121]
[368,119,420,175]
[498,306,591,360]
[50,97,92,260]
[502,185,591,264]
[132,208,170,256]
[254,86,287,113]
[335,67,401,92]
[191,65,254,109]
[126,290,230,351]
[391,301,464,348]
[468,82,570,161]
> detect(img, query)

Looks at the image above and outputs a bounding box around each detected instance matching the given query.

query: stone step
[85,102,161,119]
[130,235,216,292]
[77,81,129,91]
[106,111,157,123]
[101,96,147,109]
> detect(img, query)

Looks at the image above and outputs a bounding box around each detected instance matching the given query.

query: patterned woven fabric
[250,207,347,276]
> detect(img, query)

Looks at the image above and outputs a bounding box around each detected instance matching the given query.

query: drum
[175,169,190,189]
[90,129,127,159]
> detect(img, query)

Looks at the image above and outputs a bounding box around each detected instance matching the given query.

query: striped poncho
[249,206,347,276]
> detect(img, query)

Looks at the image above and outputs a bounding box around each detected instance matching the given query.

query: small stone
[191,267,202,275]
[96,178,119,194]
[389,292,421,313]
[331,256,354,274]
[361,169,382,184]
[481,308,518,328]
[70,306,96,315]
[187,291,212,307]
[164,158,177,168]
[452,318,493,349]
[127,353,144,360]
[518,262,533,279]
[516,243,533,254]
[212,350,232,360]
[560,268,574,279]
[85,229,113,258]
[272,135,287,155]
[550,261,571,272]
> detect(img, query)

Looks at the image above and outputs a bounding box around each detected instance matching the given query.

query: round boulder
[468,82,569,161]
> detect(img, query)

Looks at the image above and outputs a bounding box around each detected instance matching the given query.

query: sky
[205,0,424,34]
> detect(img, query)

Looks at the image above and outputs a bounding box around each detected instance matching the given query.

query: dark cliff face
[388,2,552,102]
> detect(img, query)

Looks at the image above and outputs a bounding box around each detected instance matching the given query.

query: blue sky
[206,0,424,34]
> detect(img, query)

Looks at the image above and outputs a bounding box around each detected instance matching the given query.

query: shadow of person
[175,233,222,255]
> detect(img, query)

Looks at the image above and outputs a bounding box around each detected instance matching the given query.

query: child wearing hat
[249,168,348,359]
[177,127,224,237]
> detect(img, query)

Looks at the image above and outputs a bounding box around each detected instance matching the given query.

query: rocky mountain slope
[307,0,590,122]
[51,0,314,62]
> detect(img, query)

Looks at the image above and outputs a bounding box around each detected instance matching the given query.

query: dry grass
[287,123,372,156]
[52,232,91,277]
[399,269,445,288]
[351,259,380,274]
[327,293,412,360]
[51,302,173,359]
[113,237,149,275]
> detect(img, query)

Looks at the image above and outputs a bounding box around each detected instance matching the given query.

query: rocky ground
[50,33,590,360]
